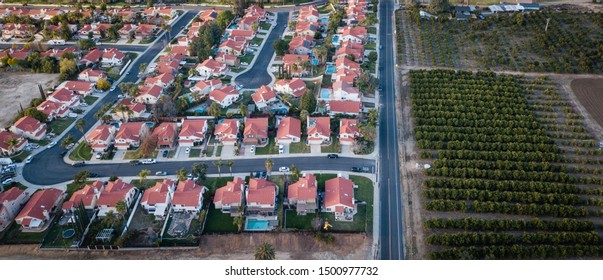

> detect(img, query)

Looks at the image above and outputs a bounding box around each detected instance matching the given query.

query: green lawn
[321,138,341,153]
[204,205,238,233]
[49,118,75,135]
[29,139,49,146]
[41,221,74,248]
[365,42,376,50]
[123,150,157,159]
[10,150,31,163]
[285,210,317,230]
[139,36,156,44]
[189,148,201,158]
[284,35,293,41]
[321,74,333,86]
[289,138,310,153]
[368,26,377,34]
[321,175,374,232]
[216,145,223,157]
[130,178,163,190]
[321,205,368,232]
[255,137,279,155]
[260,22,271,30]
[230,67,246,73]
[318,5,332,14]
[83,95,99,105]
[315,173,337,192]
[362,61,376,73]
[204,176,234,194]
[240,53,254,64]
[250,37,263,45]
[0,222,49,244]
[69,142,92,161]
[221,75,232,84]
[204,146,214,157]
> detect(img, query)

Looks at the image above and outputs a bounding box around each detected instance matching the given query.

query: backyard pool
[320,88,332,99]
[332,35,340,45]
[312,58,319,65]
[227,23,238,30]
[245,219,271,231]
[325,64,336,74]
[320,17,329,25]
[146,122,154,128]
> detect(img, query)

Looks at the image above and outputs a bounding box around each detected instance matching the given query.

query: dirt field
[0,233,370,260]
[571,78,603,130]
[0,72,59,128]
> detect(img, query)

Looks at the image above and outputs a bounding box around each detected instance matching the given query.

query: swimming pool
[332,35,340,45]
[320,17,329,25]
[245,219,270,231]
[227,23,238,30]
[320,88,332,99]
[312,58,319,65]
[325,64,336,74]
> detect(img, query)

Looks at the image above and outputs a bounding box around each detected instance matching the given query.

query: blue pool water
[332,35,340,45]
[320,88,331,99]
[325,64,336,74]
[227,23,238,30]
[146,122,154,127]
[311,58,319,65]
[246,219,270,231]
[320,17,329,25]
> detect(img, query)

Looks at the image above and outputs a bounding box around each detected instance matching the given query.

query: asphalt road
[234,12,289,89]
[378,0,405,260]
[22,10,198,185]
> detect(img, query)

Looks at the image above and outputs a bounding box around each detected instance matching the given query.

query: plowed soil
[571,78,603,128]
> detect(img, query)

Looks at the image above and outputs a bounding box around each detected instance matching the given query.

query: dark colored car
[327,154,339,159]
[72,161,85,167]
[130,160,141,166]
[162,150,169,157]
[351,167,361,172]
[89,173,99,177]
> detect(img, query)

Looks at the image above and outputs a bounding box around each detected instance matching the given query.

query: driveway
[220,145,236,157]
[310,145,321,154]
[234,12,289,89]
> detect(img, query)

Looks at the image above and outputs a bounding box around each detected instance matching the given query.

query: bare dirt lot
[571,78,603,130]
[0,233,370,260]
[0,72,59,128]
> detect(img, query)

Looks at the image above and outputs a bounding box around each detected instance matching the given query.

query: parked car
[187,173,199,181]
[155,171,168,176]
[279,167,290,172]
[25,155,33,164]
[278,144,284,154]
[327,154,339,159]
[129,160,141,166]
[185,147,190,154]
[95,152,102,159]
[162,150,169,157]
[72,161,85,167]
[89,173,99,177]
[66,143,75,149]
[141,159,156,164]
[47,141,57,148]
[351,166,371,173]
[2,178,14,186]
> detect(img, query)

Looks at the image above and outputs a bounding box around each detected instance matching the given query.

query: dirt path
[0,72,59,127]
[0,233,370,260]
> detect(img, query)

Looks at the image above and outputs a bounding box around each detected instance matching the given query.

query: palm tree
[213,160,223,177]
[254,242,275,260]
[115,200,127,218]
[208,102,221,117]
[290,164,301,181]
[139,62,148,74]
[238,103,248,117]
[5,137,20,153]
[101,114,112,124]
[192,163,208,184]
[227,160,234,176]
[115,103,133,121]
[265,158,273,177]
[102,211,118,228]
[76,119,86,133]
[281,93,290,106]
[233,212,245,232]
[177,167,188,181]
[138,169,151,188]
[190,91,201,102]
[300,110,309,125]
[60,134,74,148]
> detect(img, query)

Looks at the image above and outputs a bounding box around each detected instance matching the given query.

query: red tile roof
[307,116,331,139]
[141,179,174,205]
[0,187,26,205]
[325,177,354,209]
[274,78,307,97]
[13,116,45,135]
[276,117,301,141]
[172,180,204,207]
[339,119,360,142]
[214,119,239,142]
[247,178,276,206]
[115,122,146,143]
[16,188,63,221]
[209,85,238,102]
[152,122,178,147]
[328,100,362,115]
[214,177,245,205]
[244,117,268,140]
[97,179,134,207]
[61,81,95,93]
[86,125,115,148]
[193,79,222,92]
[288,174,317,202]
[61,180,103,210]
[251,85,276,104]
[283,54,310,65]
[178,119,207,140]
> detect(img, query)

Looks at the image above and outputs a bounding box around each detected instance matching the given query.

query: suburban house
[11,116,47,141]
[85,125,116,152]
[112,98,147,121]
[135,24,158,39]
[333,68,362,84]
[101,48,126,66]
[299,5,319,22]
[77,23,111,38]
[195,58,228,77]
[40,46,80,59]
[239,16,259,31]
[2,23,37,39]
[276,117,301,144]
[336,57,361,72]
[333,80,361,101]
[199,9,218,22]
[0,131,27,156]
[15,188,63,230]
[61,180,104,213]
[9,48,31,61]
[178,119,208,147]
[158,7,177,19]
[243,117,269,146]
[36,100,69,120]
[96,179,137,217]
[118,24,137,39]
[230,29,255,41]
[214,119,240,145]
[295,21,319,37]
[171,180,207,214]
[170,45,190,56]
[152,122,178,149]
[334,41,365,62]
[59,81,96,96]
[0,187,29,231]
[78,68,106,82]
[289,35,314,55]
[324,177,356,221]
[282,54,310,77]
[287,173,317,215]
[327,100,362,116]
[111,8,136,22]
[79,48,103,66]
[340,25,368,44]
[156,60,180,75]
[246,5,267,20]
[215,52,240,67]
[114,122,151,150]
[209,85,240,108]
[246,178,277,217]
[140,179,175,219]
[135,84,163,104]
[339,119,362,145]
[144,73,175,89]
[307,116,331,145]
[274,78,307,98]
[251,85,278,110]
[191,79,223,96]
[219,39,248,56]
[214,177,245,216]
[48,88,81,107]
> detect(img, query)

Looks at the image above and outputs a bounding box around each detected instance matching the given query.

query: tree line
[423,217,594,232]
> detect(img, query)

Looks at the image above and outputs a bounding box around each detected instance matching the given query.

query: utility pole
[545,18,550,32]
